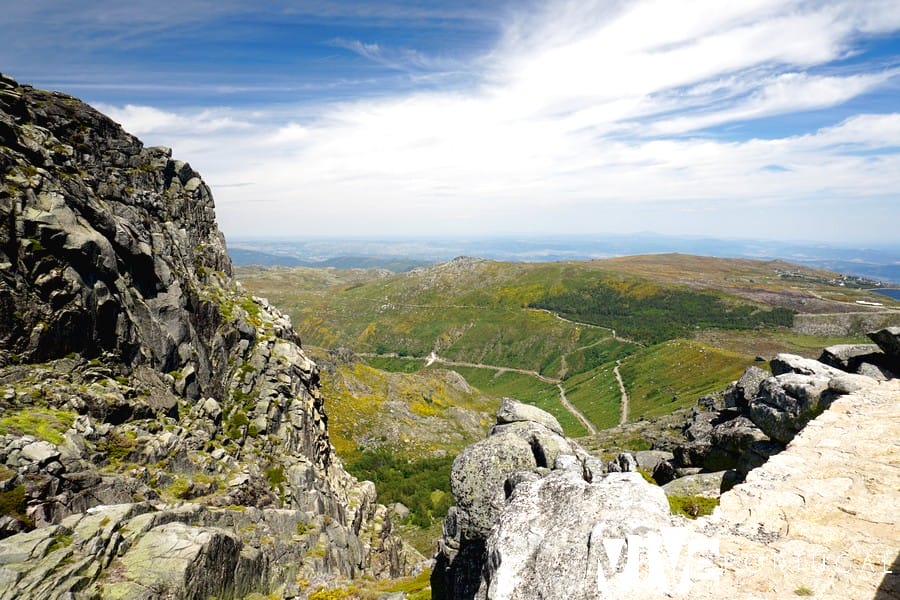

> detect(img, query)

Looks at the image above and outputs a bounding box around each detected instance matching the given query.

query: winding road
[356,305,645,436]
[364,350,599,435]
[613,361,629,425]
[556,383,598,435]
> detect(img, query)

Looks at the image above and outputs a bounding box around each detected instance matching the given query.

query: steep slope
[0,74,419,598]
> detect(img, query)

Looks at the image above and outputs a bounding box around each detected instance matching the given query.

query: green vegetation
[307,567,432,600]
[48,533,74,553]
[794,586,815,596]
[235,255,884,566]
[693,329,871,360]
[532,282,793,345]
[226,409,251,440]
[561,340,753,428]
[265,466,286,489]
[345,450,455,528]
[318,359,496,459]
[562,365,623,430]
[364,356,424,373]
[445,366,588,437]
[667,495,719,519]
[637,468,657,485]
[0,485,32,527]
[166,476,193,500]
[98,431,137,463]
[620,340,753,420]
[0,408,77,445]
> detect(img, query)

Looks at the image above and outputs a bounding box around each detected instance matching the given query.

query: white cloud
[98,0,900,242]
[96,104,252,136]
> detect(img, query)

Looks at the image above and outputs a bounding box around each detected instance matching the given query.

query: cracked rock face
[432,398,660,600]
[482,468,672,600]
[0,74,419,598]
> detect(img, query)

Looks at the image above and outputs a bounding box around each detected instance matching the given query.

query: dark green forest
[345,450,455,528]
[531,285,793,344]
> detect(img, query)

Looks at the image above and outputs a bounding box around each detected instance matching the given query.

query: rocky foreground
[700,376,899,599]
[433,329,900,599]
[0,74,420,598]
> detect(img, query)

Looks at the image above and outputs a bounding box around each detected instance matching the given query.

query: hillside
[236,255,898,438]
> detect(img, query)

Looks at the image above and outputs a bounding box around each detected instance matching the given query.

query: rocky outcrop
[696,378,900,599]
[481,468,671,600]
[432,398,667,599]
[660,331,900,498]
[0,75,417,598]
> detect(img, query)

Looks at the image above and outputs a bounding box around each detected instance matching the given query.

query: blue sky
[4,0,900,243]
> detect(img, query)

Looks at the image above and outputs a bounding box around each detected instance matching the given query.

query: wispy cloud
[330,38,455,73]
[41,0,900,243]
[651,71,897,134]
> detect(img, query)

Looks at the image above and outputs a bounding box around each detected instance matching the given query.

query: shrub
[667,495,718,519]
[0,485,33,528]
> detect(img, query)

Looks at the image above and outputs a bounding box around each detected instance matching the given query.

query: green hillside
[235,255,898,554]
[237,255,897,439]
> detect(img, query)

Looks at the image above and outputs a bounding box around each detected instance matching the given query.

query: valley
[235,254,899,554]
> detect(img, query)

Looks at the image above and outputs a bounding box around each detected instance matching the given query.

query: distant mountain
[227,235,900,283]
[229,247,430,272]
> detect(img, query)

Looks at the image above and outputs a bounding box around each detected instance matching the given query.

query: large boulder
[495,397,563,435]
[633,450,674,473]
[661,470,733,498]
[748,374,833,443]
[479,469,673,600]
[434,400,603,599]
[868,327,900,368]
[449,433,538,542]
[770,354,844,378]
[737,440,785,476]
[724,366,769,409]
[820,343,883,371]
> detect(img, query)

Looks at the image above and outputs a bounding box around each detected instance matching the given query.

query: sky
[4,0,900,243]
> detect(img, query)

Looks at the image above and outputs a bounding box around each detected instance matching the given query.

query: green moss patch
[0,408,76,445]
[667,495,719,519]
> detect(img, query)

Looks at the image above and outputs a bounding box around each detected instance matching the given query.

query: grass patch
[563,365,623,430]
[618,340,753,422]
[0,485,32,527]
[693,329,871,360]
[166,476,193,500]
[307,567,432,600]
[364,356,424,373]
[447,366,588,437]
[0,408,77,445]
[667,495,718,519]
[98,431,137,463]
